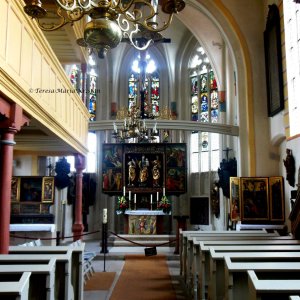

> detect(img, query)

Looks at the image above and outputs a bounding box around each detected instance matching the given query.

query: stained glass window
[128,54,160,118]
[89,74,97,121]
[189,46,220,172]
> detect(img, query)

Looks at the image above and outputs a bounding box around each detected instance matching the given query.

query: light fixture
[23,0,185,58]
[112,105,158,143]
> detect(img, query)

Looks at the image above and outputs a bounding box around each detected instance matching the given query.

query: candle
[124,118,127,128]
[103,208,107,224]
[113,122,117,133]
[163,187,165,196]
[150,194,153,204]
[129,190,131,201]
[123,186,126,196]
[157,192,159,202]
[134,194,137,203]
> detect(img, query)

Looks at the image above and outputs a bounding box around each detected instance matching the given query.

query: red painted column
[0,129,17,253]
[72,154,86,241]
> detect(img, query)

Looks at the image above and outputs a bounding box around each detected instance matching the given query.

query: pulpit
[173,215,189,254]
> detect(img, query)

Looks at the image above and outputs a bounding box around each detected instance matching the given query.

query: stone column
[72,153,86,241]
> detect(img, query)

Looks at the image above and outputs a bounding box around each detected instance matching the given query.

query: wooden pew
[225,259,300,300]
[185,235,296,294]
[248,270,300,300]
[192,240,300,300]
[179,228,270,275]
[209,250,300,300]
[0,251,73,300]
[0,258,56,300]
[0,272,31,300]
[179,229,270,276]
[9,243,85,300]
[181,231,282,284]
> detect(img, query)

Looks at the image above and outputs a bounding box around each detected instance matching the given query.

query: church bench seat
[179,229,271,276]
[191,241,300,300]
[0,271,31,300]
[225,259,300,300]
[248,270,300,300]
[184,235,297,296]
[180,230,281,284]
[208,250,300,300]
[0,251,73,300]
[9,243,85,300]
[0,258,56,300]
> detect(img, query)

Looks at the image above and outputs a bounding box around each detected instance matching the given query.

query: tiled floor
[83,241,188,300]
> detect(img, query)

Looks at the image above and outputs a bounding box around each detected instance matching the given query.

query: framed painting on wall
[42,177,55,203]
[230,177,241,221]
[241,177,269,221]
[269,176,284,221]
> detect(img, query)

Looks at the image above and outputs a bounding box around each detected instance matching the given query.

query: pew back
[0,272,31,300]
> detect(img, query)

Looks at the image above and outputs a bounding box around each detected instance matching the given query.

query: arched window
[128,53,160,118]
[284,0,300,137]
[189,46,220,173]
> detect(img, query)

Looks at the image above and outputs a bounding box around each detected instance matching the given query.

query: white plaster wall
[13,155,33,176]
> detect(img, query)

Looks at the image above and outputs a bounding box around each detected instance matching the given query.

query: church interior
[1,0,300,299]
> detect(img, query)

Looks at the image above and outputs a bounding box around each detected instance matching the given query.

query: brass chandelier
[23,0,185,57]
[112,105,158,143]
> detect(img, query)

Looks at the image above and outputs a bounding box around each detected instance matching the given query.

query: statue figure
[152,156,161,187]
[128,159,136,186]
[283,148,296,187]
[139,166,149,186]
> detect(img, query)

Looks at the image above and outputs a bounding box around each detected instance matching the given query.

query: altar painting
[129,215,157,234]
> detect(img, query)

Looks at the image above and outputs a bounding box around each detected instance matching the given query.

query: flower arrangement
[158,195,171,214]
[116,195,128,214]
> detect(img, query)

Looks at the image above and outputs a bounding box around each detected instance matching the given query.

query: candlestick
[123,186,126,196]
[103,208,107,224]
[113,122,117,133]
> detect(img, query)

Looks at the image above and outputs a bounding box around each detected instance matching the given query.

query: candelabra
[112,105,158,143]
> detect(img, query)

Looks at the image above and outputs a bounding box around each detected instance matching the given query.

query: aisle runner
[84,272,116,290]
[110,254,177,300]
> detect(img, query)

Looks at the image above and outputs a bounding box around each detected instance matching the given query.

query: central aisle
[110,254,177,300]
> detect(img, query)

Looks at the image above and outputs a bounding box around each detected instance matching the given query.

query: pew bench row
[179,230,300,300]
[0,243,86,300]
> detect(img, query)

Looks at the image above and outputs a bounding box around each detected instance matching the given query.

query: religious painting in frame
[42,177,55,203]
[19,177,43,202]
[241,177,269,221]
[102,144,123,193]
[269,176,284,221]
[11,176,20,202]
[264,4,284,117]
[165,143,187,194]
[230,177,241,221]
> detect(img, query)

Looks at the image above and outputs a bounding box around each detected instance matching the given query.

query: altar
[124,210,171,235]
